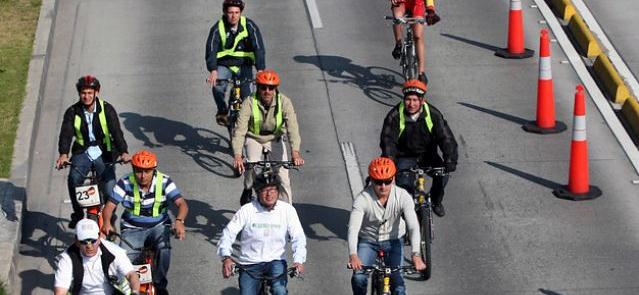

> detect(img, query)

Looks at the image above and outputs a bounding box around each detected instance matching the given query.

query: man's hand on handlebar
[348,254,363,271]
[412,255,427,271]
[291,151,305,167]
[119,152,131,163]
[172,221,186,240]
[233,154,245,174]
[222,257,234,278]
[206,70,218,86]
[55,154,70,170]
[292,262,305,275]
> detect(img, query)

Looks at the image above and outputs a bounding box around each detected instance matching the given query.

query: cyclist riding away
[206,0,265,126]
[380,79,458,217]
[101,150,189,295]
[218,173,307,295]
[232,69,304,205]
[55,75,130,229]
[390,0,440,84]
[54,219,141,295]
[348,157,426,295]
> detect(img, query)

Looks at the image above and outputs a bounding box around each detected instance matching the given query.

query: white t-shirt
[54,239,134,295]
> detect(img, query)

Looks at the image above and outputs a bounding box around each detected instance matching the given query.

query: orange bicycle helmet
[368,157,397,180]
[255,69,280,86]
[131,150,158,169]
[402,79,427,97]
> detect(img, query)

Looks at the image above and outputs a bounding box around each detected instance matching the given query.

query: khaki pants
[244,137,293,203]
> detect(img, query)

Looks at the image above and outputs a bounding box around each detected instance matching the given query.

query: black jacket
[205,16,265,71]
[58,97,128,162]
[380,102,458,165]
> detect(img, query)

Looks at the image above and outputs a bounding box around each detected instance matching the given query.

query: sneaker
[432,203,446,217]
[216,112,228,126]
[418,72,429,85]
[392,41,402,60]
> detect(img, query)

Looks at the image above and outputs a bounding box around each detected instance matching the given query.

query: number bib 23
[74,184,101,207]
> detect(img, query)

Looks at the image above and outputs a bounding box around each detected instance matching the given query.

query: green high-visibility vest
[73,99,112,151]
[128,172,165,217]
[216,16,256,62]
[250,94,283,135]
[398,101,433,136]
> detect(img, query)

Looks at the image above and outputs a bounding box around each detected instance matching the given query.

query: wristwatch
[175,218,184,224]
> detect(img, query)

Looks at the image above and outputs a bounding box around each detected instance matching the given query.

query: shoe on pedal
[392,41,402,60]
[432,203,445,217]
[418,72,428,85]
[216,112,228,126]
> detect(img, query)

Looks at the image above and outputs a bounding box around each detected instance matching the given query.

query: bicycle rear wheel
[370,272,385,295]
[402,42,418,81]
[418,205,432,280]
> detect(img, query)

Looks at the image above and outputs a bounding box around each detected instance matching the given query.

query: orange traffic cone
[523,29,566,133]
[495,0,534,59]
[553,85,602,200]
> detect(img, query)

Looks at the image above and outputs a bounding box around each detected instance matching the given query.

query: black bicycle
[349,249,415,295]
[239,147,298,205]
[385,16,425,81]
[216,77,254,138]
[232,262,302,295]
[397,165,447,280]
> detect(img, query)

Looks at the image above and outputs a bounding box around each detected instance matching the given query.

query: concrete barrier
[621,98,639,137]
[568,14,601,58]
[549,0,576,22]
[593,54,631,104]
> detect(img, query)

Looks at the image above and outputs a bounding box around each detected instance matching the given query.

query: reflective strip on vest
[250,94,283,135]
[398,102,433,136]
[73,99,112,151]
[216,16,256,61]
[128,172,164,217]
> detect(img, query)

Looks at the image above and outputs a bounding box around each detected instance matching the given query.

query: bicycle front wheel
[419,205,432,280]
[403,43,418,81]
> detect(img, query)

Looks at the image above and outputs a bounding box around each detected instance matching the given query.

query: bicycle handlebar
[347,264,416,274]
[232,264,303,279]
[55,159,127,170]
[244,160,299,171]
[397,166,448,177]
[215,78,255,85]
[384,16,426,25]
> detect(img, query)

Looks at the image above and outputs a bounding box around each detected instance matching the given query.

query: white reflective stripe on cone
[539,56,552,80]
[572,115,587,141]
[511,0,522,11]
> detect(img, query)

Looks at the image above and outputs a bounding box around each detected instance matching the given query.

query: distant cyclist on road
[54,219,140,295]
[55,75,130,229]
[232,70,304,205]
[218,173,307,295]
[390,0,440,84]
[348,157,426,295]
[101,150,189,295]
[206,0,265,126]
[380,79,458,217]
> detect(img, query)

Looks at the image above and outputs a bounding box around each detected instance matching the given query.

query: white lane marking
[533,0,639,175]
[340,142,364,199]
[304,0,323,29]
[571,0,639,97]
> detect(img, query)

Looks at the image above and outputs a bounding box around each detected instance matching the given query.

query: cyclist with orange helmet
[380,79,457,217]
[390,0,440,84]
[348,157,426,295]
[206,0,265,126]
[232,69,304,205]
[101,150,189,295]
[55,75,131,229]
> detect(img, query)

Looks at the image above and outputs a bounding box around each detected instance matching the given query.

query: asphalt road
[15,0,639,294]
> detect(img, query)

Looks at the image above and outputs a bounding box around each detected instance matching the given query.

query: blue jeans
[67,153,116,219]
[212,65,253,113]
[351,239,405,295]
[239,260,288,295]
[120,222,172,290]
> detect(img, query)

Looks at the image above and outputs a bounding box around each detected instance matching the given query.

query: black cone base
[495,48,534,59]
[522,121,567,134]
[553,185,602,201]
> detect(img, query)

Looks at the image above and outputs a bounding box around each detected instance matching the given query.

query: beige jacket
[232,93,301,155]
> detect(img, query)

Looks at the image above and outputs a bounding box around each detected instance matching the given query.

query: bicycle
[232,262,302,295]
[216,77,254,138]
[56,159,125,229]
[384,16,425,81]
[348,249,415,295]
[396,165,447,280]
[239,147,298,205]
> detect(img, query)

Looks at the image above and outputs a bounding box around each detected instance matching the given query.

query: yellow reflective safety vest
[216,16,256,62]
[398,101,433,136]
[250,94,283,136]
[73,99,112,151]
[128,172,165,217]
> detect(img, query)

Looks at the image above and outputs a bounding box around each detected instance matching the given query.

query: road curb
[0,0,57,291]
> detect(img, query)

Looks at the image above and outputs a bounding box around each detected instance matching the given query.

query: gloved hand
[425,6,441,26]
[444,161,456,173]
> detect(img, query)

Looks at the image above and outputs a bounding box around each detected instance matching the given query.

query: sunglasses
[79,239,98,246]
[372,179,393,186]
[258,85,277,91]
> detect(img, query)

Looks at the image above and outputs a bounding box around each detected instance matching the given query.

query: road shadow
[120,112,236,178]
[440,33,501,52]
[221,287,240,295]
[19,269,54,295]
[458,102,529,125]
[485,161,563,190]
[539,289,564,295]
[293,55,402,107]
[183,199,235,246]
[294,203,349,241]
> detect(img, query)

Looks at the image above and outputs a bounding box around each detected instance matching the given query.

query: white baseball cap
[76,219,99,241]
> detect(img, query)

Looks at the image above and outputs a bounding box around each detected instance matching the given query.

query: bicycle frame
[351,249,414,295]
[242,147,298,204]
[218,77,254,138]
[232,263,301,295]
[385,16,425,81]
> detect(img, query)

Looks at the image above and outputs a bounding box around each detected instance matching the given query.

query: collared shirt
[83,102,102,160]
[54,239,134,295]
[217,199,307,265]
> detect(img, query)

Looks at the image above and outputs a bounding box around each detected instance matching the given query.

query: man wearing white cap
[54,219,140,295]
